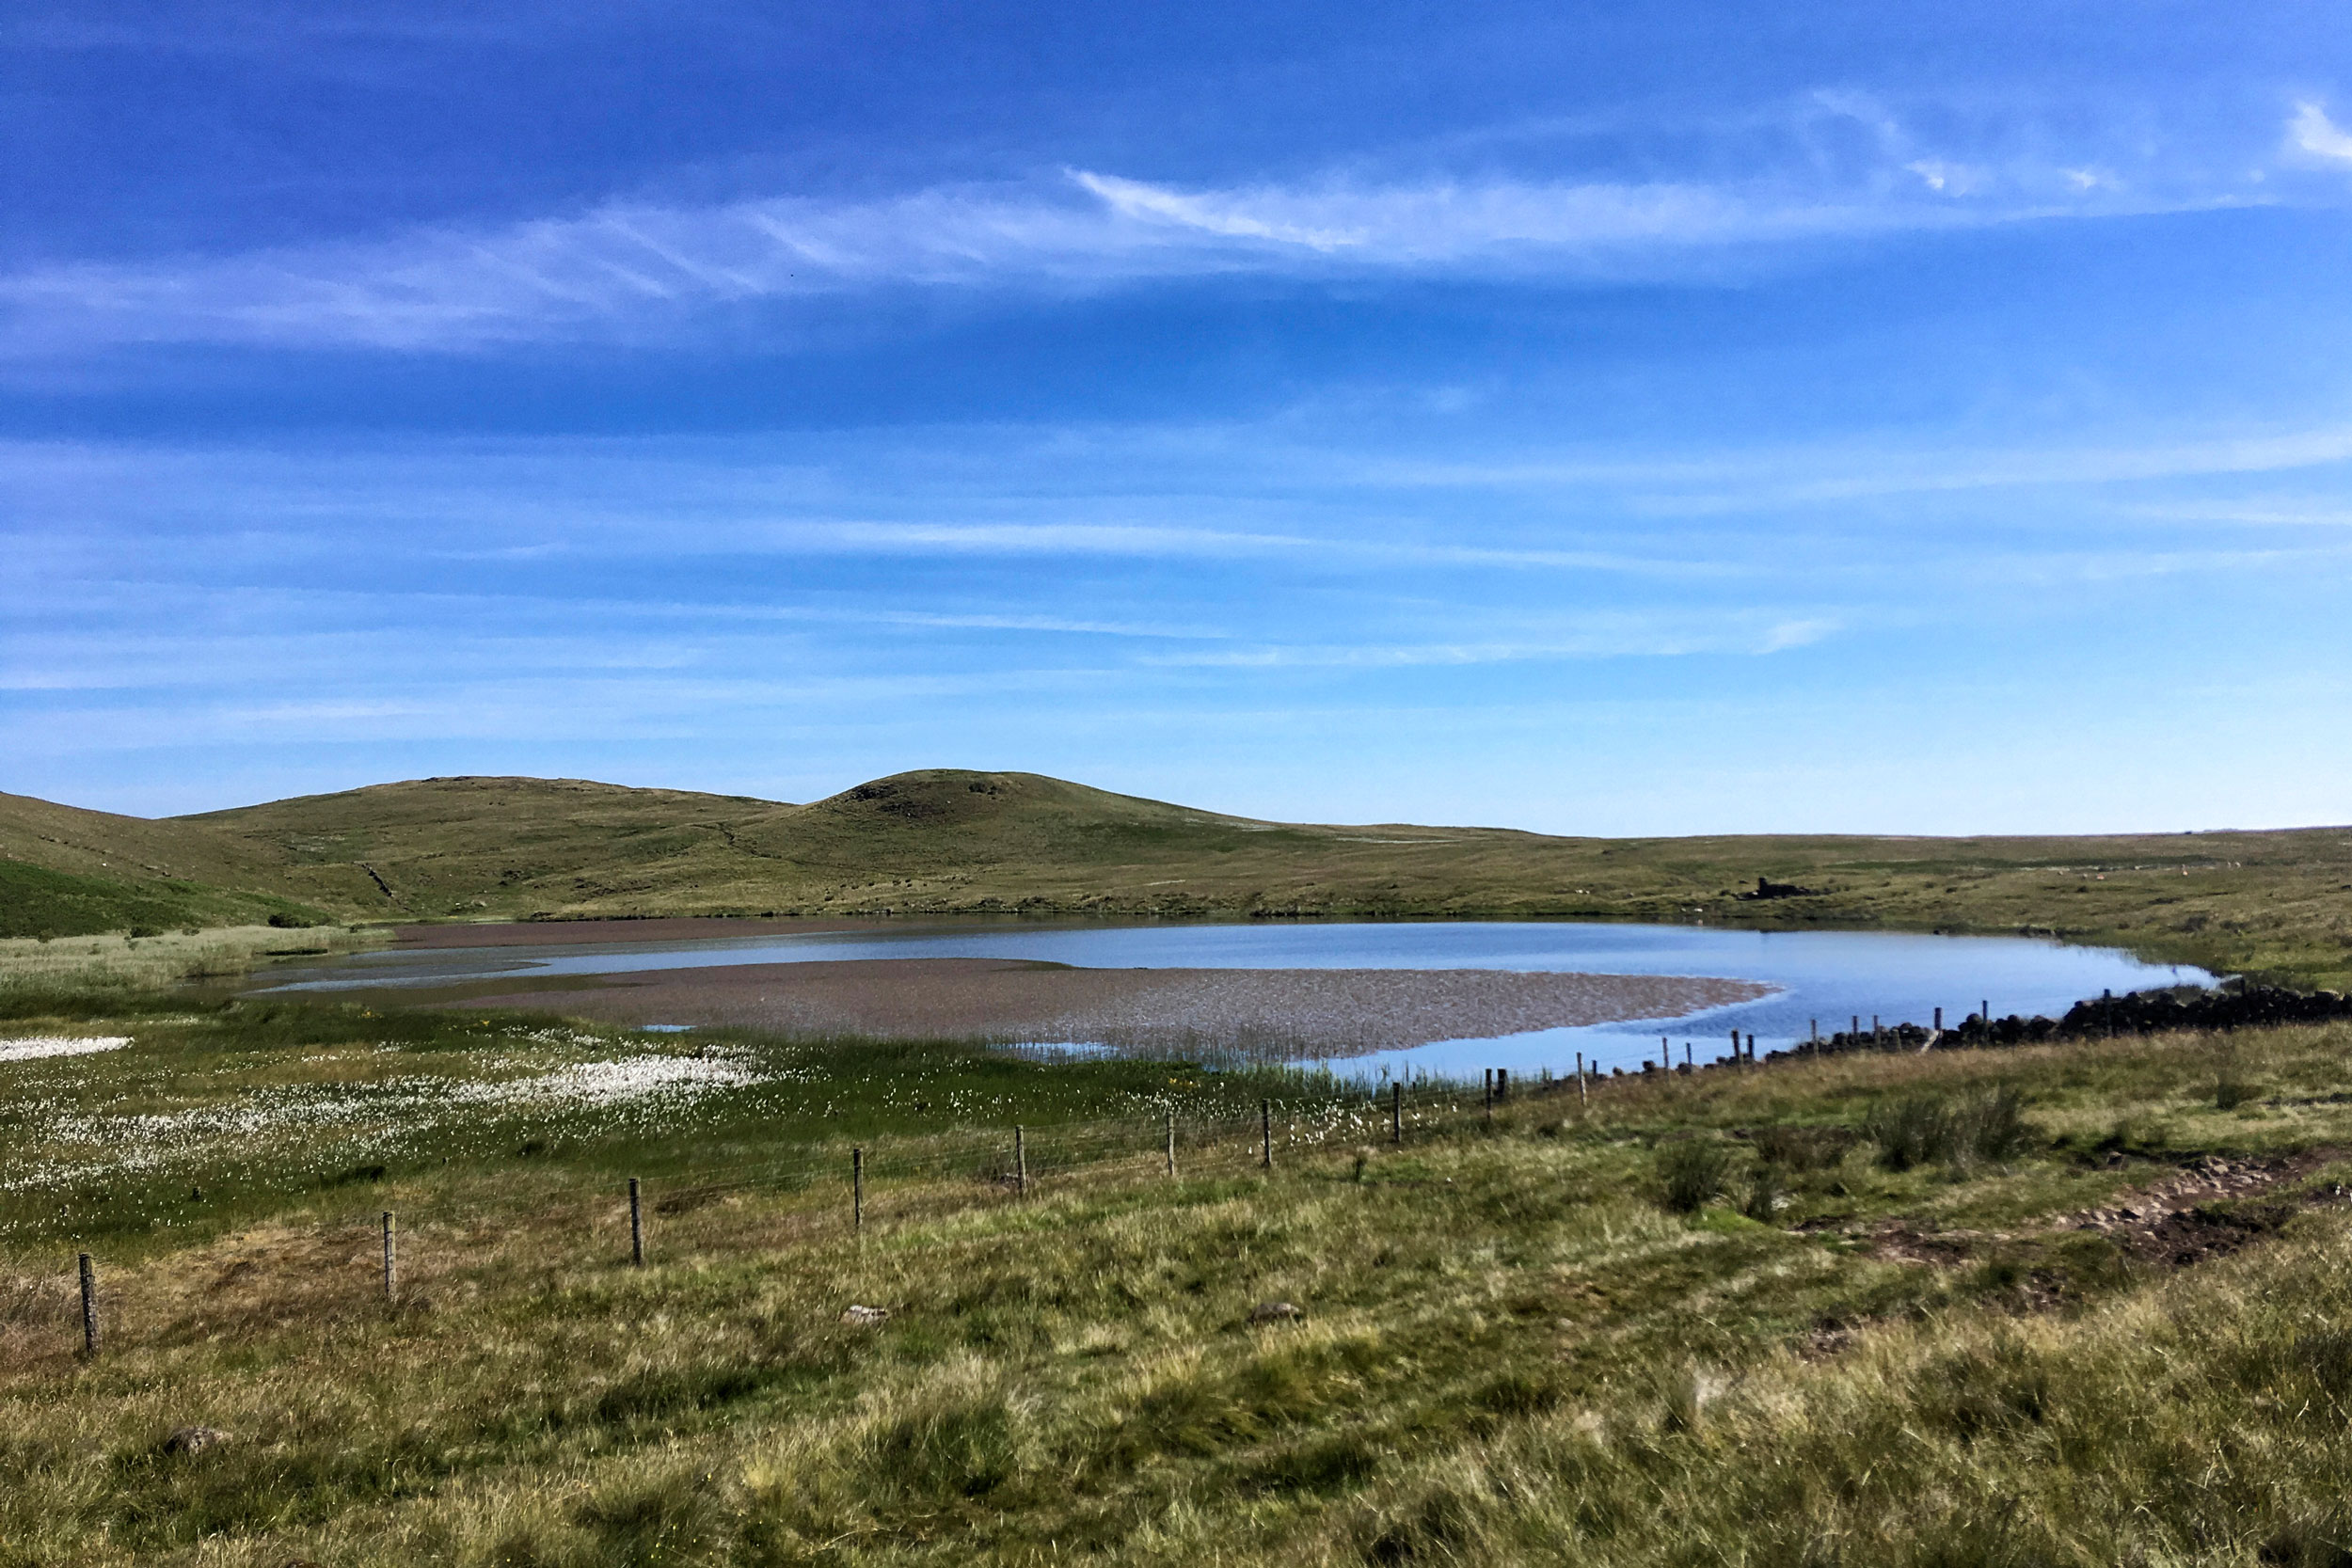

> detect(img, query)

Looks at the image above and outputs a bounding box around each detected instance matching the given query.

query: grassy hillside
[8,995,2352,1563]
[0,789,341,939]
[4,769,2348,984]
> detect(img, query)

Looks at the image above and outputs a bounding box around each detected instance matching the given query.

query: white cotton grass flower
[2,1045,772,1197]
[0,1036,131,1063]
[469,1053,761,1108]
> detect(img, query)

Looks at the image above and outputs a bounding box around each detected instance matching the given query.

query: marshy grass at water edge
[0,924,383,1016]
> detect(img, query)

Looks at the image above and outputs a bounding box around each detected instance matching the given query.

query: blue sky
[5,0,2350,832]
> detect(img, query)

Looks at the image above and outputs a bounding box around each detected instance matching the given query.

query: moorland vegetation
[8,769,2352,1562]
[6,768,2350,987]
[6,985,2352,1564]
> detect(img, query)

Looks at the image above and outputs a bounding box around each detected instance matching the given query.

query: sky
[4,0,2351,834]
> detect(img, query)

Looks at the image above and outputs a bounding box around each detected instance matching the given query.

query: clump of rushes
[1950,1085,2035,1164]
[1867,1086,2034,1171]
[1742,1161,1785,1223]
[2214,1052,2260,1110]
[1749,1123,1854,1171]
[1657,1135,1733,1213]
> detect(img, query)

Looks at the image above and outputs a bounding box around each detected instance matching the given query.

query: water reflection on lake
[262,920,2213,1081]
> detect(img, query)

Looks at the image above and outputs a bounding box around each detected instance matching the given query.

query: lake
[257,919,2213,1081]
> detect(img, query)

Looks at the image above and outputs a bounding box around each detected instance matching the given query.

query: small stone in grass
[840,1304,890,1326]
[1248,1301,1304,1324]
[161,1426,231,1455]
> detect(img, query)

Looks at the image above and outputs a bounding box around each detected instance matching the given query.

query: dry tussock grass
[7,1017,2352,1563]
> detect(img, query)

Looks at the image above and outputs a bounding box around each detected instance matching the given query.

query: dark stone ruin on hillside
[1737,876,1823,901]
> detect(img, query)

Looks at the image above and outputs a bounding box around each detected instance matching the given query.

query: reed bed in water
[0,924,381,1009]
[446,956,1770,1059]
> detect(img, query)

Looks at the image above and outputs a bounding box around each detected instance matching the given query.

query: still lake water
[262,920,2214,1082]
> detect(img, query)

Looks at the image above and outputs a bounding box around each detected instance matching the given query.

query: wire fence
[37,1062,1672,1355]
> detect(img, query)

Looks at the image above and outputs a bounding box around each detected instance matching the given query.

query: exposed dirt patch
[2059,1151,2344,1267]
[1796,1321,1861,1360]
[1854,1150,2348,1277]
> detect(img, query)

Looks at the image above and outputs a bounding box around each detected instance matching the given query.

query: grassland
[6,769,2350,987]
[8,985,2352,1565]
[0,924,384,1020]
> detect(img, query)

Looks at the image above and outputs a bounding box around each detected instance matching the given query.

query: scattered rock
[840,1304,890,1326]
[161,1426,231,1455]
[1248,1301,1304,1324]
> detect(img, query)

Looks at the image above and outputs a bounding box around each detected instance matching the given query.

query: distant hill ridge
[3,769,2348,990]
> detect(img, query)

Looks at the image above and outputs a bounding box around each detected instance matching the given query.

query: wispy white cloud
[1138,611,1839,669]
[2290,102,2352,164]
[0,117,2247,356]
[1361,421,2352,509]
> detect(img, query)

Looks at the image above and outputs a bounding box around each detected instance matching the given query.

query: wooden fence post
[852,1148,864,1230]
[1576,1052,1588,1110]
[381,1212,396,1301]
[1015,1125,1027,1196]
[1391,1081,1402,1145]
[1261,1101,1273,1169]
[1166,1110,1177,1178]
[628,1177,644,1266]
[1484,1069,1493,1121]
[77,1253,97,1357]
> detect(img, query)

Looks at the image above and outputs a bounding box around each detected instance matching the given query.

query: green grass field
[8,987,2352,1565]
[8,768,2352,986]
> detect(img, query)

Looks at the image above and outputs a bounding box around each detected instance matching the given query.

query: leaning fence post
[1391,1081,1403,1145]
[1576,1052,1588,1110]
[1015,1125,1027,1196]
[1261,1101,1273,1169]
[1166,1110,1177,1177]
[381,1212,396,1301]
[852,1148,864,1230]
[628,1177,644,1266]
[77,1253,98,1357]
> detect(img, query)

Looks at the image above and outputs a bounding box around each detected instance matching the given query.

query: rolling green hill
[0,788,342,939]
[3,769,2348,985]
